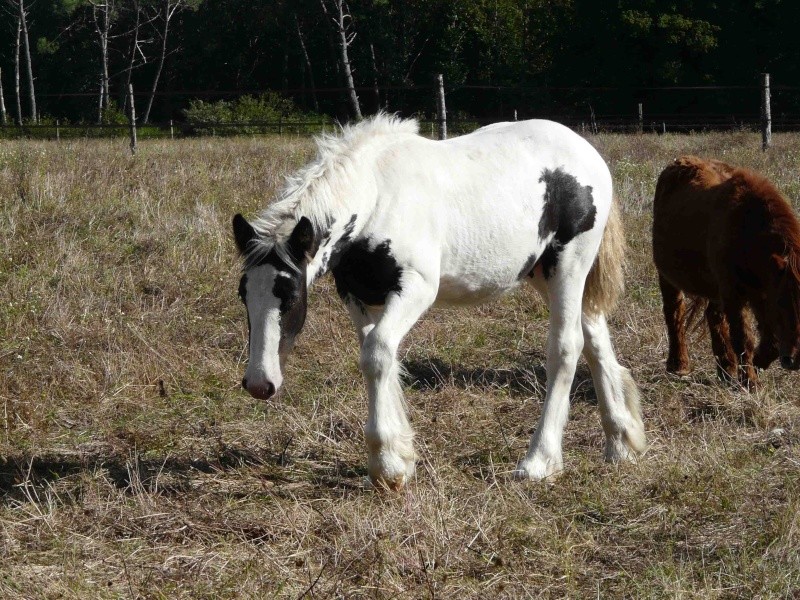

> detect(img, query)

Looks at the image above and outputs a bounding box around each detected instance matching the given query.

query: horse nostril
[241,377,248,390]
[242,379,277,400]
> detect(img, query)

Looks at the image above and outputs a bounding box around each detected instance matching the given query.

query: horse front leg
[359,271,437,490]
[721,302,758,389]
[750,302,779,369]
[658,274,690,375]
[345,298,380,347]
[705,303,738,383]
[516,273,585,480]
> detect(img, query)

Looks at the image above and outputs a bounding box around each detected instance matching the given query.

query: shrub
[184,92,329,135]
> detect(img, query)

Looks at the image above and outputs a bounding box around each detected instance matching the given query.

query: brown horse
[652,155,800,389]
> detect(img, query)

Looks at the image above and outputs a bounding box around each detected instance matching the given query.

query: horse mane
[243,114,419,269]
[730,167,800,279]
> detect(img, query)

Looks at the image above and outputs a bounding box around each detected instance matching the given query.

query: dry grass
[1,131,799,599]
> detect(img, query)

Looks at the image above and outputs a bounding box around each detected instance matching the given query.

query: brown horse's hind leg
[705,303,738,383]
[658,275,690,375]
[722,304,758,389]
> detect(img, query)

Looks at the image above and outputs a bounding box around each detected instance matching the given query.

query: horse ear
[288,217,318,261]
[232,214,257,255]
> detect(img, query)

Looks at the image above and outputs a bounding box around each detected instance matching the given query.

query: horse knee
[359,333,395,379]
[549,327,584,366]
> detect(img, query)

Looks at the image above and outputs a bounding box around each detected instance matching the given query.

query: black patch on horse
[272,273,299,313]
[332,238,402,306]
[535,168,596,278]
[334,215,358,250]
[518,254,538,279]
[537,245,560,279]
[238,274,248,304]
[238,274,252,337]
[252,246,292,271]
[277,271,307,354]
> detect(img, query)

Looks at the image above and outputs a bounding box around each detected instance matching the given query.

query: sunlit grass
[1,132,799,597]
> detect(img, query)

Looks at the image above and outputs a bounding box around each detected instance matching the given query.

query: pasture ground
[1,131,799,598]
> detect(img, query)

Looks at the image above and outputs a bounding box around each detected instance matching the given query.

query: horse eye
[272,277,297,309]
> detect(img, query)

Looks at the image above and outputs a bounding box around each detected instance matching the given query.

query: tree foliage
[1,0,799,123]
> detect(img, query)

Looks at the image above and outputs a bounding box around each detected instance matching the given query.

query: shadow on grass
[402,355,597,403]
[0,444,367,503]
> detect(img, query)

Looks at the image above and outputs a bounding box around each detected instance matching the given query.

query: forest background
[1,0,800,127]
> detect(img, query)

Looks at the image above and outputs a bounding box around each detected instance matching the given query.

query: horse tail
[684,296,709,332]
[583,196,626,316]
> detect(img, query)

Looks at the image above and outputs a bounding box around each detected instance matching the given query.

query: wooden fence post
[170,119,174,139]
[761,73,771,151]
[56,119,59,141]
[435,73,447,140]
[638,103,643,133]
[128,84,137,155]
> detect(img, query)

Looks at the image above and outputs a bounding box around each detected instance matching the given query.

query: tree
[5,0,37,122]
[320,0,361,120]
[89,0,114,122]
[142,0,198,123]
[294,12,319,112]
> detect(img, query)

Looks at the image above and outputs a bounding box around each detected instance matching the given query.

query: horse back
[652,156,728,296]
[654,155,800,298]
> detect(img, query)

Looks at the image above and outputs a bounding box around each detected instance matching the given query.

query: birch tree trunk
[321,0,361,120]
[369,42,380,113]
[143,0,177,124]
[0,67,7,125]
[19,0,36,123]
[294,14,318,113]
[123,0,142,113]
[92,1,112,122]
[14,17,22,125]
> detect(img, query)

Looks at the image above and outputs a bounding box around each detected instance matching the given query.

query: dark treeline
[2,0,800,126]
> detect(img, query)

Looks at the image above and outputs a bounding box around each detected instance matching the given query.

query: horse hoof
[666,365,690,376]
[513,457,563,481]
[366,473,407,492]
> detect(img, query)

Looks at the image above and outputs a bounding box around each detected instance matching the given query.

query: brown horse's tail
[583,197,626,316]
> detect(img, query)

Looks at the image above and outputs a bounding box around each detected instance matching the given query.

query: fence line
[2,74,797,142]
[2,116,797,141]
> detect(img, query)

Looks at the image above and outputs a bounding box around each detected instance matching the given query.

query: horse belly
[435,237,540,306]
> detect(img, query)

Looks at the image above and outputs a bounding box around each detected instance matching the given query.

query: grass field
[1,130,799,598]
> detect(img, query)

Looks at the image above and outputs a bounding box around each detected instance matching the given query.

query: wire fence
[4,79,800,140]
[1,114,796,142]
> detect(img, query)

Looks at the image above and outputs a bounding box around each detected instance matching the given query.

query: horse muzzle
[779,355,800,371]
[242,377,279,400]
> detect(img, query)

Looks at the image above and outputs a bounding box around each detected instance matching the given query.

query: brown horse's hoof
[666,363,690,376]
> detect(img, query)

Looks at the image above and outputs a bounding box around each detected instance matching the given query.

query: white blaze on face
[243,264,284,397]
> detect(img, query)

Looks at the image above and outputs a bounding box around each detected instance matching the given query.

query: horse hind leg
[581,312,646,462]
[515,270,585,480]
[705,303,741,384]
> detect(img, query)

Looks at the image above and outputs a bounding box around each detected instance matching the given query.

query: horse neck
[296,129,410,285]
[301,179,376,286]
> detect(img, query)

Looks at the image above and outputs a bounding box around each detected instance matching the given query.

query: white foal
[233,114,646,490]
